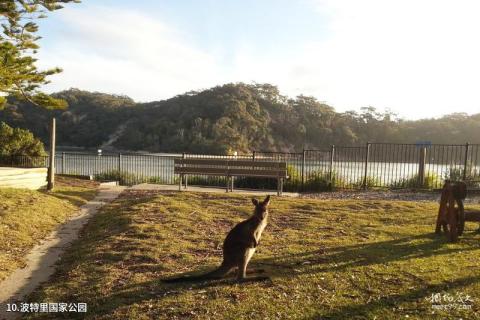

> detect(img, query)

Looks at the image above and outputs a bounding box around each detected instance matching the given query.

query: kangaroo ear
[252,198,259,206]
[263,195,271,206]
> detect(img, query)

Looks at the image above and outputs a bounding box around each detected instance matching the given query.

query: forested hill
[1,84,479,153]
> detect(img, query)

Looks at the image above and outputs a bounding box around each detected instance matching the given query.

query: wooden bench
[174,158,288,196]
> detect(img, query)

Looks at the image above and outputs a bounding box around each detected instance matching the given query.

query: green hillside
[1,83,479,153]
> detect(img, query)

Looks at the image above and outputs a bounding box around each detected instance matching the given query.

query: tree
[0,0,80,109]
[0,121,45,156]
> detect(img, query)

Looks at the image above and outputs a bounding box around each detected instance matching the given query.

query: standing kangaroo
[163,195,271,283]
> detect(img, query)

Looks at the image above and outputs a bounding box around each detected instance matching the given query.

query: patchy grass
[25,191,480,319]
[0,176,98,282]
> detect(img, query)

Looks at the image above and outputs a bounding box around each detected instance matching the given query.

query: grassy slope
[25,191,480,320]
[0,176,98,282]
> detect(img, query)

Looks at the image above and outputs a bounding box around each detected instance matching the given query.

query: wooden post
[61,152,65,174]
[277,177,280,196]
[182,153,188,189]
[363,142,370,190]
[418,146,426,187]
[435,181,466,242]
[463,143,469,181]
[180,153,185,191]
[47,118,56,191]
[118,153,122,172]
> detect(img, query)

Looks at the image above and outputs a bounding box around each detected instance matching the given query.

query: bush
[443,165,480,188]
[390,172,440,189]
[352,176,381,189]
[0,122,46,156]
[0,122,47,167]
[185,175,228,187]
[304,170,346,192]
[94,170,167,186]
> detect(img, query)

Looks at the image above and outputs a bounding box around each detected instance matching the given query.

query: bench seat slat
[175,168,287,178]
[175,167,227,175]
[228,168,287,177]
[175,158,230,166]
[228,160,287,168]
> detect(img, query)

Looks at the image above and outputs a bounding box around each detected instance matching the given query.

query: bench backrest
[174,158,288,178]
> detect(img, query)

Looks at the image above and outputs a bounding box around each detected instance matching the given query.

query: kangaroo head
[251,195,270,219]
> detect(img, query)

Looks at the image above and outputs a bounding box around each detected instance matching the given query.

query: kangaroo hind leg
[237,248,255,280]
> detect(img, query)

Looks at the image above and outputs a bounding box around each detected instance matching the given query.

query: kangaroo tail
[162,263,232,283]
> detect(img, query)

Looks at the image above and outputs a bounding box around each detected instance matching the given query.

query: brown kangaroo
[163,195,271,283]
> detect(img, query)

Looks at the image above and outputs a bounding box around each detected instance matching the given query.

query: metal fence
[1,142,479,191]
[54,152,177,186]
[0,155,49,168]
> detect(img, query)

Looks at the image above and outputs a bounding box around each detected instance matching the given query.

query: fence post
[182,152,187,189]
[301,149,306,191]
[62,152,65,174]
[118,153,122,173]
[47,118,56,191]
[363,142,371,190]
[329,145,335,182]
[418,146,426,187]
[463,142,470,181]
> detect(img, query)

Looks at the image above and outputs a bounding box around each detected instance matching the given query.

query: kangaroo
[163,195,271,283]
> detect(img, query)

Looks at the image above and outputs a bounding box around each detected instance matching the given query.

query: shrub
[304,170,346,192]
[390,172,440,189]
[94,170,168,186]
[353,176,381,189]
[0,122,47,167]
[443,165,480,188]
[0,122,46,156]
[184,175,228,187]
[94,170,137,185]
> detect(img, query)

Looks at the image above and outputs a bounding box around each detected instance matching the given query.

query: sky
[36,0,480,120]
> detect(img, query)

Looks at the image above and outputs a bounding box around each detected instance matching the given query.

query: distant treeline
[0,83,479,154]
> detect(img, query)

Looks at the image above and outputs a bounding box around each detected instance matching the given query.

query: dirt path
[0,185,126,320]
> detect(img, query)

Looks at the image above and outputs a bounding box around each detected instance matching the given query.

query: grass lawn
[25,190,480,320]
[0,176,98,282]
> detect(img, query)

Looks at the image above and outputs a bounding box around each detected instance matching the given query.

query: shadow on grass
[44,189,98,207]
[307,274,480,319]
[254,232,480,277]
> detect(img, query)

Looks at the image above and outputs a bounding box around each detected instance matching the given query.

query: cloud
[281,0,480,118]
[37,6,223,100]
[37,1,480,119]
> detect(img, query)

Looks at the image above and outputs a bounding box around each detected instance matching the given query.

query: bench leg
[179,174,182,191]
[280,178,283,196]
[231,176,234,192]
[184,175,188,189]
[226,176,230,193]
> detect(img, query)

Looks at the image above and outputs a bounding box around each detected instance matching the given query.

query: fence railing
[1,142,479,191]
[0,155,49,168]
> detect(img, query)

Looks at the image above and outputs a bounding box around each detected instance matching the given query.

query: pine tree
[0,0,80,109]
